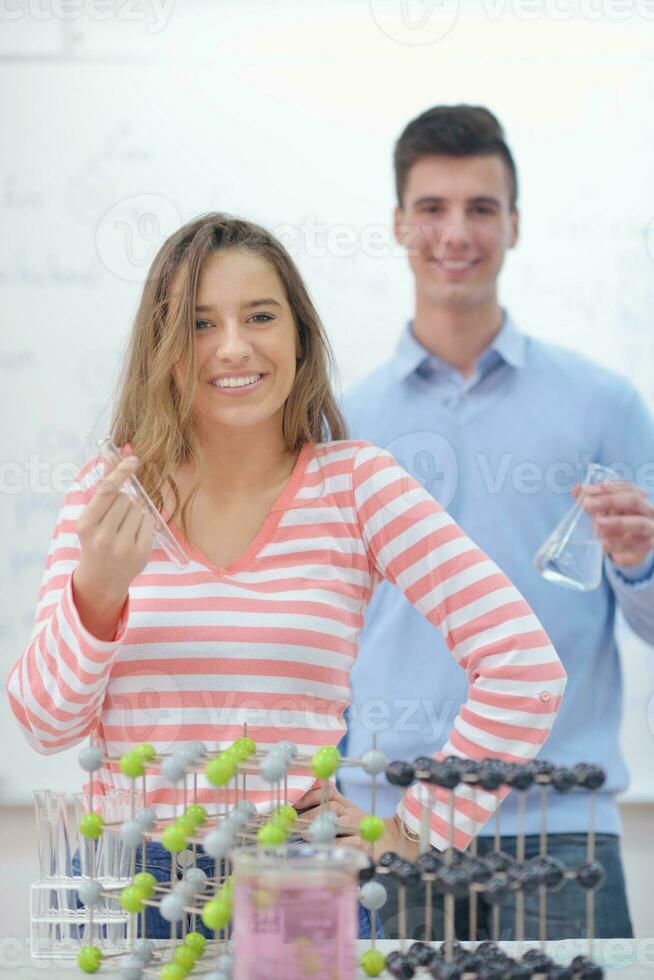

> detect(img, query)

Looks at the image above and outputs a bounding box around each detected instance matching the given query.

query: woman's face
[174,248,301,438]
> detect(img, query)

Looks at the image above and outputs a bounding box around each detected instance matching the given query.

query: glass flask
[231,844,367,980]
[534,463,618,591]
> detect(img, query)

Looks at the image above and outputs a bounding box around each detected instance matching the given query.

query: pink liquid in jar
[232,847,363,980]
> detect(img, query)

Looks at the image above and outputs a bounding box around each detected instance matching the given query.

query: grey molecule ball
[77,879,103,907]
[119,819,143,849]
[276,740,298,759]
[134,806,158,831]
[308,814,337,843]
[132,939,156,964]
[184,866,208,892]
[233,799,257,820]
[78,745,104,772]
[215,952,234,974]
[260,753,287,783]
[202,827,234,859]
[161,755,186,783]
[179,740,207,763]
[160,893,186,922]
[172,879,197,903]
[359,880,388,911]
[120,954,144,980]
[362,750,388,776]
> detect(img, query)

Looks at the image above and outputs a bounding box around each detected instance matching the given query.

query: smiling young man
[339,105,654,940]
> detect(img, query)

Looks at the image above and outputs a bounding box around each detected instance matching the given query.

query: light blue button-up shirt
[340,314,654,837]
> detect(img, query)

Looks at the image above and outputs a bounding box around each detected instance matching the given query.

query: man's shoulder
[527,335,636,398]
[341,361,401,431]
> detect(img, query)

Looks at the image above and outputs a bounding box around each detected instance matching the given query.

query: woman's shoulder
[310,438,386,462]
[65,452,106,496]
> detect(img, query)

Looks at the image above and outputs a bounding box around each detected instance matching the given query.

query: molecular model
[73,735,607,979]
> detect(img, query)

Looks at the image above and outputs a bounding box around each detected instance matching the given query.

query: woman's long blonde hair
[109,213,347,539]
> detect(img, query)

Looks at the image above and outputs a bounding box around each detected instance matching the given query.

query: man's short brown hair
[394,105,518,210]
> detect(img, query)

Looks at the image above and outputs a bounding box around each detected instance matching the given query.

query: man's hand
[574,480,654,568]
[294,782,420,860]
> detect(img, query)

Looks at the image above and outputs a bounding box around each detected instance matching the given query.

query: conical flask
[534,463,618,591]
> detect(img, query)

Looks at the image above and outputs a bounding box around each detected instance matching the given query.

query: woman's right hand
[74,450,156,605]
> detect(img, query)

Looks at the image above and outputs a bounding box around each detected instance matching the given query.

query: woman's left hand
[294,782,420,860]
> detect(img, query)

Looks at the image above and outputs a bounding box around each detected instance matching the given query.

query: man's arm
[578,380,654,643]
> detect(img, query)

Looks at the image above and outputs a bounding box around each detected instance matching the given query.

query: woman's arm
[351,443,567,851]
[6,459,131,754]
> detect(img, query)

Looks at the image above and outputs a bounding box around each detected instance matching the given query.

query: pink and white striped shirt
[7,440,566,850]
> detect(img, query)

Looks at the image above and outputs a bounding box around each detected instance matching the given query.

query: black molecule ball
[377,850,400,870]
[427,760,460,790]
[509,964,535,980]
[476,942,502,960]
[484,875,512,904]
[508,861,542,894]
[570,956,604,980]
[505,763,536,791]
[413,755,434,772]
[386,760,416,787]
[465,857,493,884]
[485,849,514,873]
[386,951,415,979]
[533,759,555,782]
[417,851,442,876]
[576,861,607,891]
[573,763,606,791]
[389,860,421,889]
[432,963,462,980]
[531,855,566,892]
[478,759,508,790]
[546,967,573,980]
[408,942,439,969]
[435,864,472,898]
[551,766,576,792]
[522,951,553,971]
[460,759,481,782]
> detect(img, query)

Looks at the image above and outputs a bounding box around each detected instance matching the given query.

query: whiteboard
[1,0,653,803]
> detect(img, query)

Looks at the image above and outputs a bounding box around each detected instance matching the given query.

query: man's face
[394,154,519,312]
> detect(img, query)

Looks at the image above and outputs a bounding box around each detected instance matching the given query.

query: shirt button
[539,691,552,703]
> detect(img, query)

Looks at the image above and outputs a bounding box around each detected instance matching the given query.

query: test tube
[97,437,189,569]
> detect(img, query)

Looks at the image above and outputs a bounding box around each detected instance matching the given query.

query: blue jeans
[379,833,634,941]
[74,841,383,940]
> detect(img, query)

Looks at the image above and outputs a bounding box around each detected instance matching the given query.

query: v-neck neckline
[161,441,313,578]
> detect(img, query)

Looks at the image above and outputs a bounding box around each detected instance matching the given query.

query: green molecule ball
[184,932,206,954]
[162,824,188,853]
[184,804,208,827]
[257,822,287,846]
[160,964,187,980]
[78,946,103,974]
[119,751,145,779]
[360,948,386,976]
[201,895,232,930]
[133,871,157,898]
[79,812,104,840]
[358,814,385,843]
[120,885,145,914]
[133,742,156,762]
[233,736,256,760]
[272,804,297,829]
[173,946,197,972]
[310,745,341,779]
[205,754,236,787]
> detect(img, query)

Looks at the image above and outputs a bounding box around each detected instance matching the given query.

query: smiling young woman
[7,214,566,932]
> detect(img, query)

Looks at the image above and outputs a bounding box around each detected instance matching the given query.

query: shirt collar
[393,310,526,382]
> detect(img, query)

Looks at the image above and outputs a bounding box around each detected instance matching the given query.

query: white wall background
[0,0,653,935]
